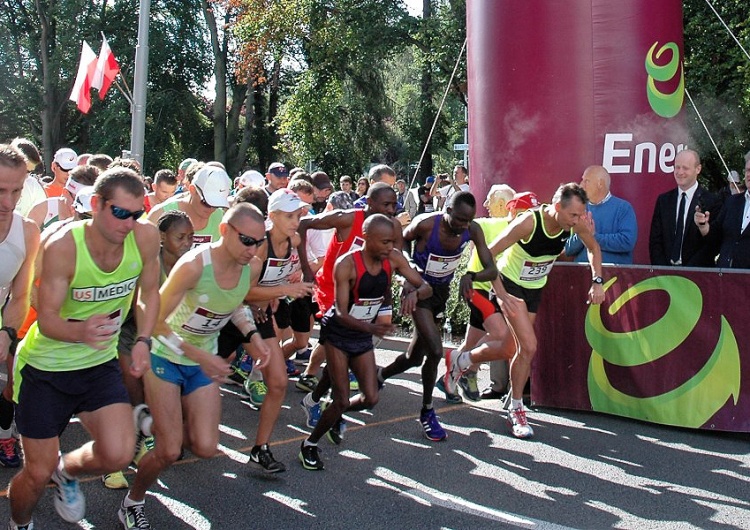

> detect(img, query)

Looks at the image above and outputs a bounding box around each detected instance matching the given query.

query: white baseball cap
[73,186,95,214]
[268,188,311,213]
[238,170,265,189]
[54,148,77,171]
[193,166,231,208]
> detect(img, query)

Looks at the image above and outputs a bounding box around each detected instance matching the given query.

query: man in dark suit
[649,149,720,267]
[694,151,750,269]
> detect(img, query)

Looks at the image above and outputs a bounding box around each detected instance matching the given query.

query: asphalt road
[1,344,749,529]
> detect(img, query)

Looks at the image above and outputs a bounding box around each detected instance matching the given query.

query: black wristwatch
[592,276,604,285]
[135,336,153,350]
[0,326,17,344]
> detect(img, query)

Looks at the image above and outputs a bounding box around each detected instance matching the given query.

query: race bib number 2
[520,260,554,281]
[425,253,462,279]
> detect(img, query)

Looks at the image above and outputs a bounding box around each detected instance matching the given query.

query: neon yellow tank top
[152,244,251,366]
[467,217,509,292]
[162,202,224,248]
[18,221,143,371]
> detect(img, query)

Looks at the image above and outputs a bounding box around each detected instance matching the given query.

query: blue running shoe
[435,378,463,404]
[286,359,301,377]
[419,409,447,441]
[301,395,322,428]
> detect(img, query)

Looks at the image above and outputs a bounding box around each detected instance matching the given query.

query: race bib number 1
[349,297,384,321]
[519,260,554,281]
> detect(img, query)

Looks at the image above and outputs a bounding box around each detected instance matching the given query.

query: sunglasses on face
[110,204,145,220]
[228,223,266,247]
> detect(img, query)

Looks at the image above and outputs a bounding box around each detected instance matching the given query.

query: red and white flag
[93,34,120,100]
[69,41,98,114]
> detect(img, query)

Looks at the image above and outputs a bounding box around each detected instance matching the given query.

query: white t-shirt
[16,176,47,217]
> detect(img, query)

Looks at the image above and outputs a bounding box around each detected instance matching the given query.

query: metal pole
[129,0,151,170]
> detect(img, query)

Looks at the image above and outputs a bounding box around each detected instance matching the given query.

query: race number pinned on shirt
[349,297,384,321]
[350,236,365,253]
[425,253,462,279]
[191,234,212,249]
[520,260,554,281]
[182,307,233,335]
[259,257,294,286]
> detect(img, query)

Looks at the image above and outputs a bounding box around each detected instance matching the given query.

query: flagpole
[114,78,133,106]
[129,0,151,169]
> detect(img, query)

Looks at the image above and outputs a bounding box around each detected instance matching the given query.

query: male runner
[0,145,40,471]
[299,214,431,470]
[380,191,497,441]
[120,203,271,529]
[445,183,604,439]
[8,168,160,529]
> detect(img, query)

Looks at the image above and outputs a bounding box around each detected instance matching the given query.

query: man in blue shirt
[565,165,637,264]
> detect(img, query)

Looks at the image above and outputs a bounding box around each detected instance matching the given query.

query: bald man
[565,165,637,264]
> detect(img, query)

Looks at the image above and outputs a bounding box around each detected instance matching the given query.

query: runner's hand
[370,322,394,338]
[400,289,419,315]
[459,274,474,301]
[249,338,272,370]
[285,281,313,299]
[129,340,151,378]
[588,283,605,305]
[200,353,233,383]
[83,314,118,350]
[497,292,523,318]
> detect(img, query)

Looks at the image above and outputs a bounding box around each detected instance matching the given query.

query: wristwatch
[135,336,153,350]
[592,276,604,285]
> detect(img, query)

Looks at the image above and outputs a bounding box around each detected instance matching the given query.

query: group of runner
[0,142,605,530]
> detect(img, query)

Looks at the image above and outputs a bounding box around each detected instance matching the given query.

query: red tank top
[314,209,366,313]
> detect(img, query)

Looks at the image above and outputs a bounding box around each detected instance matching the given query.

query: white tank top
[0,212,26,304]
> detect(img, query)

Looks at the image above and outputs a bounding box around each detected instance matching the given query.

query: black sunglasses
[110,204,145,220]
[228,223,265,247]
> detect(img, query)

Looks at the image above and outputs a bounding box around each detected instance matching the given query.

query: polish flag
[69,41,98,114]
[93,34,120,100]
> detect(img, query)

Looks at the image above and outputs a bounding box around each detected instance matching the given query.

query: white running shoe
[51,461,86,523]
[507,406,534,439]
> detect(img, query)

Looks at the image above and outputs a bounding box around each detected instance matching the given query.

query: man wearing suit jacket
[649,149,720,267]
[694,151,750,269]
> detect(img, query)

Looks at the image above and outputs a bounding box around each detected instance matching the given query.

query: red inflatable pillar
[467,0,688,264]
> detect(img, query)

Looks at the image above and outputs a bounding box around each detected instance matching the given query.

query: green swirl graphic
[645,41,684,118]
[586,276,740,428]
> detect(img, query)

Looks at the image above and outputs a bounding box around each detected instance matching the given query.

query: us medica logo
[72,277,138,302]
[645,41,684,118]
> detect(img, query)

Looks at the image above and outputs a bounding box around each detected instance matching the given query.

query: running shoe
[435,377,463,404]
[326,418,346,445]
[348,371,359,391]
[443,349,465,396]
[118,500,151,529]
[298,442,324,470]
[295,373,319,393]
[102,470,129,490]
[286,359,301,377]
[294,348,312,363]
[507,406,534,439]
[419,409,447,441]
[132,435,155,467]
[228,366,249,386]
[132,404,152,437]
[458,370,480,402]
[244,379,268,406]
[249,444,286,474]
[51,462,86,523]
[0,437,21,468]
[300,395,322,428]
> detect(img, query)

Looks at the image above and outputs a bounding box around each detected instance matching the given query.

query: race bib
[350,236,365,253]
[425,253,462,279]
[181,306,233,335]
[259,257,294,287]
[191,234,212,249]
[349,297,384,321]
[519,260,554,281]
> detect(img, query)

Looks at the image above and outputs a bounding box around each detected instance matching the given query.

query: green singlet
[467,216,509,292]
[162,201,223,247]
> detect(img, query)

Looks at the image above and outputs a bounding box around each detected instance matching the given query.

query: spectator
[430,165,470,210]
[565,165,637,264]
[649,149,720,267]
[45,147,77,197]
[339,175,358,202]
[394,179,407,214]
[694,150,750,269]
[264,162,290,197]
[311,171,334,214]
[356,176,369,198]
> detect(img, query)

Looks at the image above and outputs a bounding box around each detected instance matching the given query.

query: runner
[0,145,40,473]
[8,167,160,529]
[444,183,604,439]
[299,214,431,470]
[120,202,271,529]
[27,165,99,229]
[379,191,497,441]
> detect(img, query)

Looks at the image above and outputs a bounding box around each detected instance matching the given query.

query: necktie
[671,192,686,264]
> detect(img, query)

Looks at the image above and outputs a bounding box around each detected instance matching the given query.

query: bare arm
[0,219,40,360]
[573,213,605,304]
[297,210,354,281]
[130,221,161,376]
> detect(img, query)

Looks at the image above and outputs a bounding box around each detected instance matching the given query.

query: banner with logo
[466,0,687,264]
[532,264,749,432]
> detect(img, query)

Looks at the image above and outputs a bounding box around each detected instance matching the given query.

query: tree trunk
[418,0,434,180]
[201,0,227,166]
[35,0,54,173]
